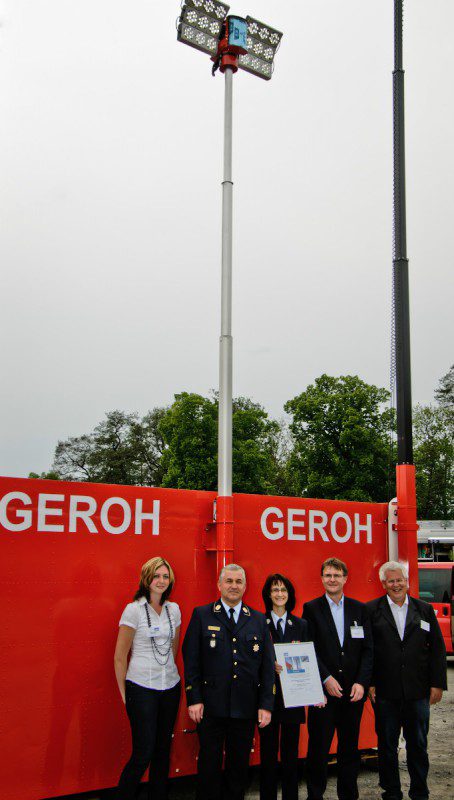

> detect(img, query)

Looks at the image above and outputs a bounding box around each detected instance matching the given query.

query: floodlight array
[181,4,224,36]
[185,0,230,19]
[178,23,219,54]
[178,0,230,57]
[238,53,272,79]
[238,16,283,80]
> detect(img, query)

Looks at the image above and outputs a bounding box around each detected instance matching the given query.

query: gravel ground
[88,660,453,800]
[167,659,454,800]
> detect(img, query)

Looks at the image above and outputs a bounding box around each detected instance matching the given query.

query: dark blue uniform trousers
[259,719,300,800]
[196,715,256,800]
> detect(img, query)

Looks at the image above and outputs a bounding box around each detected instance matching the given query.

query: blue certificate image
[284,653,309,673]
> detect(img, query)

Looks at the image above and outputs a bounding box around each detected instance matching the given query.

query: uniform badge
[266,618,271,624]
[287,619,293,626]
[273,684,276,695]
[242,606,250,615]
[214,604,221,611]
[253,643,260,652]
[210,639,216,648]
[208,625,220,631]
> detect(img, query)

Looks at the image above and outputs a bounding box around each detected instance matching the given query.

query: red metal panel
[0,477,216,800]
[0,478,389,800]
[232,493,389,762]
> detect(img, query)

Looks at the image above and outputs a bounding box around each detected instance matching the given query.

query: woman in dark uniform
[259,573,308,800]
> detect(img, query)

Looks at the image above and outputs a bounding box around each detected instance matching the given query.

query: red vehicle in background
[418,562,454,654]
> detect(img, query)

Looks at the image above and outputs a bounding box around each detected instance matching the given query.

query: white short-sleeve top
[119,597,181,690]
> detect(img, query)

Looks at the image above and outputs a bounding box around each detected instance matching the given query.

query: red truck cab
[418,562,454,654]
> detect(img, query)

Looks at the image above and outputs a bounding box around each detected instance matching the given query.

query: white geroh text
[261,506,372,544]
[0,492,160,535]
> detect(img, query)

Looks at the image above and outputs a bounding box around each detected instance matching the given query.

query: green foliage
[284,374,393,502]
[158,393,218,490]
[158,393,283,494]
[434,364,454,409]
[52,409,166,486]
[231,397,283,495]
[37,369,452,512]
[28,470,61,481]
[414,404,454,519]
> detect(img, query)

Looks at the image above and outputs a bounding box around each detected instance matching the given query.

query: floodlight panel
[238,52,272,80]
[184,0,230,21]
[245,16,283,50]
[178,21,219,55]
[182,5,223,37]
[237,16,283,80]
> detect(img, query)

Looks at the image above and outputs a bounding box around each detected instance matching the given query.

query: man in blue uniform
[182,563,275,800]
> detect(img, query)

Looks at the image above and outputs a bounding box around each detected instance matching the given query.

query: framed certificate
[274,641,324,708]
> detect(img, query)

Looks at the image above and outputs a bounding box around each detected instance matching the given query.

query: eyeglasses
[271,587,288,594]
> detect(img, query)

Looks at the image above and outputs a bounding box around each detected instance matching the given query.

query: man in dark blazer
[182,563,275,800]
[367,560,447,800]
[302,557,373,800]
[260,573,310,800]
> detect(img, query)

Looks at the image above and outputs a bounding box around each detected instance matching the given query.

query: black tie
[277,618,284,641]
[229,607,236,628]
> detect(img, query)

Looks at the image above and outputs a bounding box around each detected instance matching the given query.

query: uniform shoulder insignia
[273,684,276,695]
[242,605,250,615]
[185,685,192,692]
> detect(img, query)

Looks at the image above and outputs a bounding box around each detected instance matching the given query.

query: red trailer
[0,472,418,800]
[418,562,454,655]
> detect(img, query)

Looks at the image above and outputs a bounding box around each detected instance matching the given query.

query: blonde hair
[134,556,175,605]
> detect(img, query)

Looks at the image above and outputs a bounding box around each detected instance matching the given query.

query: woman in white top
[115,556,181,800]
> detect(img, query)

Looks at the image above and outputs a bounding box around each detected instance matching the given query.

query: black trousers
[374,696,430,800]
[117,680,181,800]
[306,697,364,800]
[259,718,301,800]
[196,715,256,800]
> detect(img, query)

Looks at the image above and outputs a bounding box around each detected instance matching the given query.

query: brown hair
[262,573,296,613]
[133,556,175,605]
[321,557,348,576]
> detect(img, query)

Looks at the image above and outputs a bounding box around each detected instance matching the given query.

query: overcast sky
[1,1,453,478]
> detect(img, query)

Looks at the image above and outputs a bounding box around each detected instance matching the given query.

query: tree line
[31,369,453,519]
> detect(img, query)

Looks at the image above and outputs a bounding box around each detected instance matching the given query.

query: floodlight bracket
[211,15,247,76]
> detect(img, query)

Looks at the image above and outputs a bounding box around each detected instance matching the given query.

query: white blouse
[119,597,181,690]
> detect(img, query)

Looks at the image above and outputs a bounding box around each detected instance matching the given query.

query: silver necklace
[144,602,174,666]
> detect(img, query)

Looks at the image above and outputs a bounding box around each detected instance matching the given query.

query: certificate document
[274,641,324,708]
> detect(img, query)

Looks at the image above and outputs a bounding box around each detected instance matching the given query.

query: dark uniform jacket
[366,594,447,700]
[265,612,309,723]
[182,599,275,719]
[302,595,373,693]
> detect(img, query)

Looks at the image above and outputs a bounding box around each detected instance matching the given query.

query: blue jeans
[374,697,430,800]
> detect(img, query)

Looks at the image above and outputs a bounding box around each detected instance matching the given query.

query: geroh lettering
[0,491,160,536]
[260,506,372,544]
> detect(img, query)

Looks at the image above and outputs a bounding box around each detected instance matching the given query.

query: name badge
[420,620,430,632]
[147,626,161,638]
[350,625,364,639]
